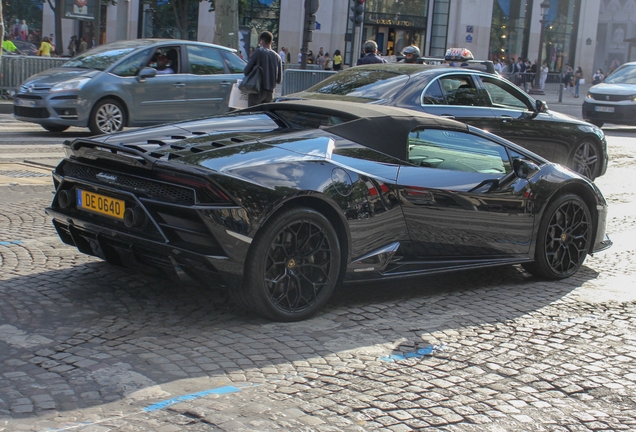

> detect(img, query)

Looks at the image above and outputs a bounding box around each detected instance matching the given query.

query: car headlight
[632,94,636,102]
[50,77,91,92]
[586,92,592,99]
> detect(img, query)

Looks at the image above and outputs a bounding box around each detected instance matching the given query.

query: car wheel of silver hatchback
[570,139,600,180]
[89,98,125,135]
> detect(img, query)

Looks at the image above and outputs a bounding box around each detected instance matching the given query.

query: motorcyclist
[401,45,420,63]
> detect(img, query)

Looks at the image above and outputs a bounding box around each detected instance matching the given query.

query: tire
[570,139,600,180]
[42,125,69,133]
[522,194,592,279]
[89,98,126,135]
[240,207,341,322]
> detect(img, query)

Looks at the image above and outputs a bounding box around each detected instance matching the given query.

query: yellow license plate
[77,189,125,220]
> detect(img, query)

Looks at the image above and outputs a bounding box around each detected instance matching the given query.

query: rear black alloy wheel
[42,125,70,133]
[242,207,341,321]
[571,139,600,180]
[89,98,125,135]
[523,194,592,279]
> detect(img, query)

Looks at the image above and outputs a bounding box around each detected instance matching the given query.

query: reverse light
[50,77,91,92]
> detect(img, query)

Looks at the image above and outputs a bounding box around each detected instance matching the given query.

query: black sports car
[281,64,608,180]
[46,100,612,321]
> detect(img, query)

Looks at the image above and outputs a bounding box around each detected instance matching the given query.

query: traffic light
[350,0,365,24]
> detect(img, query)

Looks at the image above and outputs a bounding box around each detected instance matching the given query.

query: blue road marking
[143,385,242,412]
[380,345,441,362]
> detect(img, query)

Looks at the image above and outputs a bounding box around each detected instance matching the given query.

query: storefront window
[489,0,533,65]
[363,0,429,56]
[543,0,581,73]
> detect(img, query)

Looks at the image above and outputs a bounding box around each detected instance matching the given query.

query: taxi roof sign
[444,48,474,62]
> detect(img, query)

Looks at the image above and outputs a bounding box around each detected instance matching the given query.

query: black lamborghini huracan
[46,100,612,321]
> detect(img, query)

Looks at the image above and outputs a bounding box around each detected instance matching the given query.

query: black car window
[422,79,446,104]
[221,51,246,73]
[407,128,511,175]
[437,76,486,106]
[111,48,152,77]
[187,45,226,75]
[304,70,409,100]
[480,77,531,110]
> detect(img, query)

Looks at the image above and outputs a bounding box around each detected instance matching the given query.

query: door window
[424,76,486,106]
[111,48,152,77]
[221,51,246,73]
[480,77,531,110]
[187,45,226,75]
[407,128,511,175]
[146,47,181,74]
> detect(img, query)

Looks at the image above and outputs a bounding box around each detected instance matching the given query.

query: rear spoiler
[63,139,157,170]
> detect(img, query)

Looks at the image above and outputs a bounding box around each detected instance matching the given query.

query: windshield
[605,64,636,84]
[304,69,409,101]
[62,47,138,71]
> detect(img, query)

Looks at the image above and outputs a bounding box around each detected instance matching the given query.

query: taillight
[155,172,232,204]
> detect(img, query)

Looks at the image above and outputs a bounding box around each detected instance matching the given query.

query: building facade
[39,0,627,77]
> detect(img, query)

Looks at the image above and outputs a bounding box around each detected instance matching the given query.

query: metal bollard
[558,84,563,102]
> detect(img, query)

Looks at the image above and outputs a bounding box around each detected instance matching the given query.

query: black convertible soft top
[252,100,469,161]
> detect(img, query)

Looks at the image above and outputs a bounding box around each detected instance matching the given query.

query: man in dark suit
[244,31,283,107]
[356,40,387,66]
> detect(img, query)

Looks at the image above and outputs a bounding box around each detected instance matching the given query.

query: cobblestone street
[0,117,635,431]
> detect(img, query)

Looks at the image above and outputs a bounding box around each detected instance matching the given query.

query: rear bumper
[45,207,245,289]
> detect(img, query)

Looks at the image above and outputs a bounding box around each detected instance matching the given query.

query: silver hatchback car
[13,39,246,134]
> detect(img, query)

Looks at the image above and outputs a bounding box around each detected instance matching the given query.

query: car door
[126,45,188,123]
[397,127,534,259]
[185,45,239,117]
[420,73,497,131]
[477,75,559,161]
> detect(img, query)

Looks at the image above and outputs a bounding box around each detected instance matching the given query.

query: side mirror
[513,158,540,180]
[137,67,157,82]
[535,99,548,113]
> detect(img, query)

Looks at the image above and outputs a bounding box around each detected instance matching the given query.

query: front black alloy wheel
[522,194,592,279]
[570,139,600,180]
[240,207,341,321]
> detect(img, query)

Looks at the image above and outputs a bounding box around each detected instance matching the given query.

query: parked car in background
[281,63,608,180]
[45,100,611,321]
[583,61,636,128]
[13,39,246,134]
[12,40,39,55]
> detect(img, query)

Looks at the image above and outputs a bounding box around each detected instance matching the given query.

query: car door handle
[501,115,513,122]
[174,83,186,87]
[440,114,455,119]
[220,81,232,86]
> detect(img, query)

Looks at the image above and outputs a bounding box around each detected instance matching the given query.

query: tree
[213,0,238,49]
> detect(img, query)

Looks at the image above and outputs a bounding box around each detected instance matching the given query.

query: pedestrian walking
[574,66,583,98]
[333,49,342,71]
[540,61,549,90]
[243,31,282,107]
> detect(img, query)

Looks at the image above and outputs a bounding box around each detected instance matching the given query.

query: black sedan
[46,100,611,321]
[282,64,608,180]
